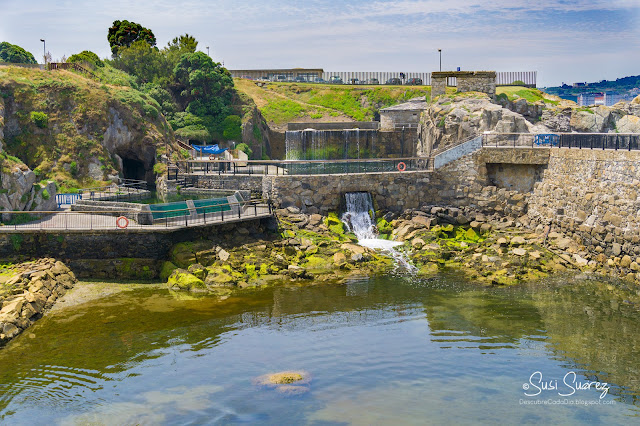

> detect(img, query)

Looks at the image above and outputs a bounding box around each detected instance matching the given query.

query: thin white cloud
[1,0,638,86]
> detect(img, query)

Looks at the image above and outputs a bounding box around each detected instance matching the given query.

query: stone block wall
[265,171,433,214]
[193,175,264,193]
[431,71,497,99]
[527,148,640,258]
[431,77,447,98]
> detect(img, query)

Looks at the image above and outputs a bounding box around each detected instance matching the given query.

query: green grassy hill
[235,79,430,130]
[0,65,174,191]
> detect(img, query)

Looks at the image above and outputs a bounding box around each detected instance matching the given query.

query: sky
[1,0,639,87]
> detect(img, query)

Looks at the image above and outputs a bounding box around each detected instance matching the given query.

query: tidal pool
[1,272,640,424]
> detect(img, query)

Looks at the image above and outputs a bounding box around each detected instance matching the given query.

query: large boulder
[167,269,205,291]
[0,164,57,219]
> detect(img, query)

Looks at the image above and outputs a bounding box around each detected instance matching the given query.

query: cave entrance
[122,158,147,182]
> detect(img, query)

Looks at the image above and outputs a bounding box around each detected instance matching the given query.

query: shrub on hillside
[174,125,212,143]
[222,115,242,141]
[30,111,48,128]
[0,42,37,64]
[68,50,104,68]
[236,143,253,157]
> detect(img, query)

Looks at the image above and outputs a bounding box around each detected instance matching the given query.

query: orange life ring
[116,216,129,229]
[397,162,407,172]
[209,154,216,161]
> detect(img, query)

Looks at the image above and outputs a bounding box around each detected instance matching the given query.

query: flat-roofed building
[229,68,324,81]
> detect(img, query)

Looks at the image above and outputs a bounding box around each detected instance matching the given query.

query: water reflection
[0,273,639,422]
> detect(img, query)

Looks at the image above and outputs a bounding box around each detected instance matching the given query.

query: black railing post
[221,208,224,222]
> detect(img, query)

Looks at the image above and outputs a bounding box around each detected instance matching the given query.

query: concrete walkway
[0,204,272,233]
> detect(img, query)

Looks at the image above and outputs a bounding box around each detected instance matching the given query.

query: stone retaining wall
[528,148,640,259]
[0,258,77,346]
[265,171,433,214]
[193,175,264,193]
[431,71,497,98]
[0,219,270,279]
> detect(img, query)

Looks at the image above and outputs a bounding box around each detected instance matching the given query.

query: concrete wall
[380,110,422,131]
[284,129,418,159]
[288,122,379,131]
[433,136,483,168]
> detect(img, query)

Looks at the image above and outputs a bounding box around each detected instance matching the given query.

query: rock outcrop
[0,258,77,347]
[419,92,640,156]
[417,94,546,156]
[0,66,176,186]
[0,165,57,217]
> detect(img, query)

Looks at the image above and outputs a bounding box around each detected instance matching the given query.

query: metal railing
[0,199,273,232]
[56,179,149,206]
[47,62,99,80]
[482,133,640,150]
[169,157,432,178]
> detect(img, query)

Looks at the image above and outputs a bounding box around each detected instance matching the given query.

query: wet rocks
[0,258,77,347]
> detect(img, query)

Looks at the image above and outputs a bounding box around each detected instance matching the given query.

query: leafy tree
[222,115,242,140]
[108,20,156,55]
[0,42,37,64]
[173,51,234,118]
[110,40,162,84]
[68,50,104,68]
[143,83,177,115]
[174,125,211,142]
[168,112,203,130]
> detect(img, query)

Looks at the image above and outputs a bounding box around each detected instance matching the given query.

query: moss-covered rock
[167,269,205,291]
[325,212,345,235]
[187,263,206,280]
[160,261,178,281]
[169,243,197,268]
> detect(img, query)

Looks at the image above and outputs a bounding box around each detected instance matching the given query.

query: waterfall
[341,192,417,273]
[284,129,379,160]
[341,192,376,240]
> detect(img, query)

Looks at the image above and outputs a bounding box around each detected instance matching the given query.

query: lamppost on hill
[438,49,441,72]
[40,39,46,65]
[206,46,210,57]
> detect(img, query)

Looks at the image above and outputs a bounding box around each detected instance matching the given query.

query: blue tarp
[193,144,228,155]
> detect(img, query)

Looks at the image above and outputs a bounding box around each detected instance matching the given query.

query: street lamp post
[438,49,442,72]
[40,39,46,65]
[206,46,210,57]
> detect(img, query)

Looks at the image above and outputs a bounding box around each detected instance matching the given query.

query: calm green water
[1,272,640,424]
[128,191,230,205]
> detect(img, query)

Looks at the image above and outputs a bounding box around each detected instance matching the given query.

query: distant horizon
[2,0,638,87]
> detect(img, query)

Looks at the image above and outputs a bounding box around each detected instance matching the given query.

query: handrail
[0,198,274,232]
[183,156,429,164]
[430,133,481,157]
[47,62,100,81]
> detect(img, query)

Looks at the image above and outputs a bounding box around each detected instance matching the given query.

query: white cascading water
[341,192,417,272]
